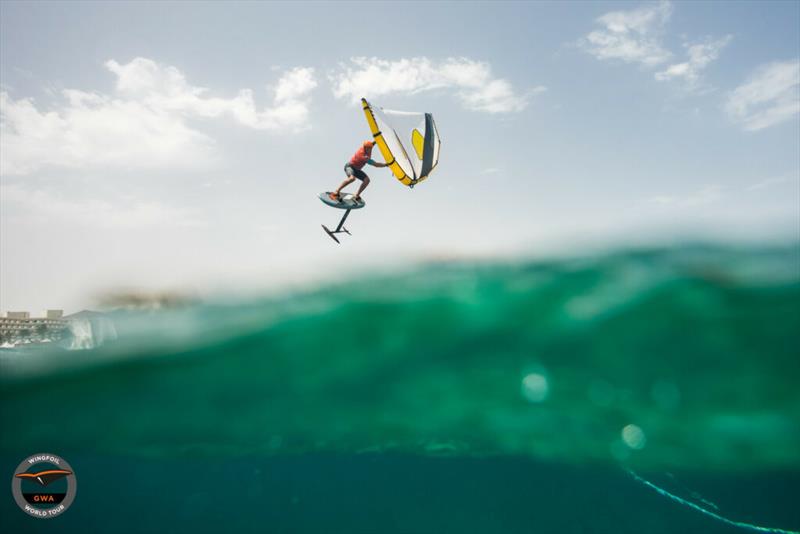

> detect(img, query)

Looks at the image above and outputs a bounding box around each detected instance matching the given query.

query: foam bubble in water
[622,424,647,450]
[521,373,549,403]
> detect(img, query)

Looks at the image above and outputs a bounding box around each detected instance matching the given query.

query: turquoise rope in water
[627,469,799,534]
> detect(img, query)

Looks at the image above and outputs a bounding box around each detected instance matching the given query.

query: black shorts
[344,163,368,181]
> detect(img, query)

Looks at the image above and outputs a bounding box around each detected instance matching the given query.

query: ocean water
[1,244,798,533]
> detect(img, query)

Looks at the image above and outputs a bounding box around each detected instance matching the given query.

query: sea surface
[1,244,798,533]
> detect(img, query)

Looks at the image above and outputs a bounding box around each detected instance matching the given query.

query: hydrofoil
[318,192,365,244]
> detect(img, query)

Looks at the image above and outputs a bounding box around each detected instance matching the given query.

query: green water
[1,244,798,532]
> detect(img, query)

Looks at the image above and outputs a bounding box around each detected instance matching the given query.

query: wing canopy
[361,98,441,187]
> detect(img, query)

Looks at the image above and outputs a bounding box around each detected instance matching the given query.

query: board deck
[318,192,366,210]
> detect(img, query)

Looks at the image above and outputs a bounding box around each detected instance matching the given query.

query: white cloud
[725,60,800,131]
[581,1,673,66]
[647,184,724,208]
[655,35,732,87]
[0,89,216,176]
[0,58,317,176]
[649,195,676,205]
[330,57,540,113]
[104,58,317,129]
[581,3,733,93]
[1,183,205,228]
[745,174,796,191]
[683,184,724,206]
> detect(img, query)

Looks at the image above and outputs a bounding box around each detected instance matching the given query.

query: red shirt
[349,146,373,170]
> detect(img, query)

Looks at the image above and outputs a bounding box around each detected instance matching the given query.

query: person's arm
[367,158,388,168]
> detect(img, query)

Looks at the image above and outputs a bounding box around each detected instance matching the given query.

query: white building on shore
[1,310,118,350]
[0,310,69,338]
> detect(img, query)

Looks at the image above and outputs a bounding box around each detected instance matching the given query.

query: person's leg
[331,165,357,200]
[333,176,355,196]
[354,176,370,200]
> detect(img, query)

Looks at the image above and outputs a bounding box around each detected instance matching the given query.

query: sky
[1,0,799,314]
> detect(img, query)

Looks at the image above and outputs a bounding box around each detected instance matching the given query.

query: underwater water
[1,244,798,533]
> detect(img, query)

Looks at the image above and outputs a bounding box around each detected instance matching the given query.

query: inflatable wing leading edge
[361,98,441,188]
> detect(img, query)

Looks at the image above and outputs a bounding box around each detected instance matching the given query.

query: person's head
[363,140,375,153]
